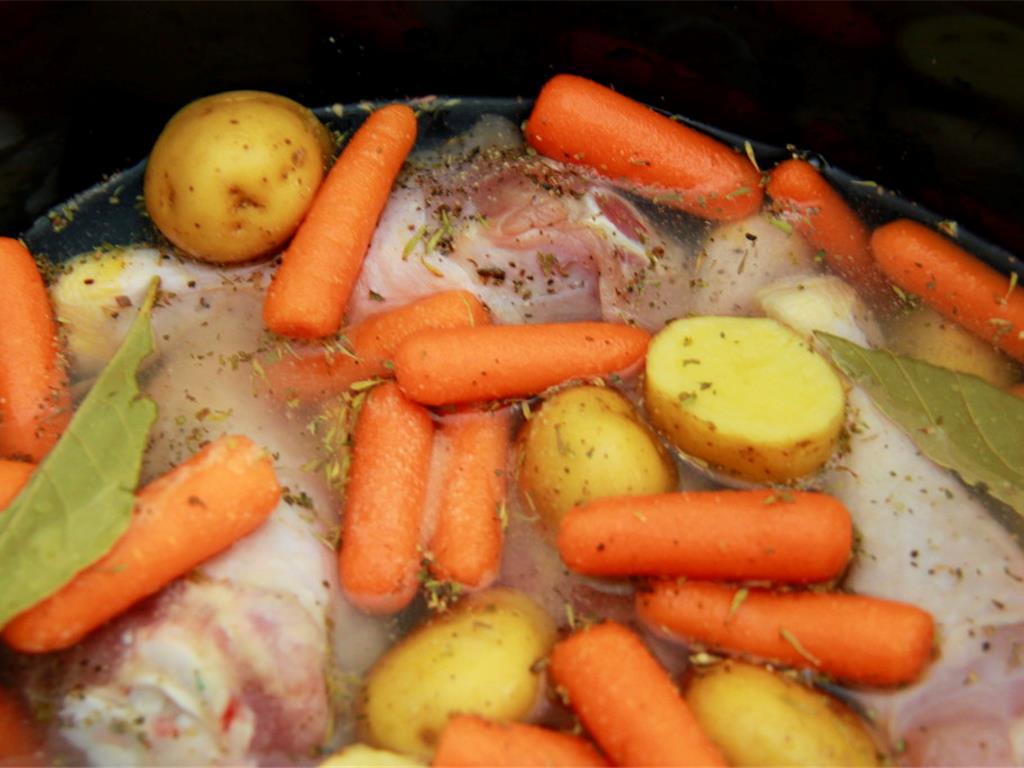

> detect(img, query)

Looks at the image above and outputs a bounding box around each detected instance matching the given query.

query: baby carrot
[558,490,851,582]
[266,290,491,403]
[0,460,34,510]
[766,159,889,303]
[549,621,726,767]
[3,434,281,653]
[637,580,935,686]
[0,687,39,762]
[525,74,762,221]
[434,714,608,767]
[339,382,434,614]
[264,104,418,338]
[872,219,1024,362]
[353,291,491,361]
[0,238,71,461]
[427,408,510,590]
[394,322,650,406]
[264,353,376,404]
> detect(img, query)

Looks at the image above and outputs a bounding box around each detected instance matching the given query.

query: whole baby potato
[517,385,677,530]
[358,588,556,761]
[882,305,1020,388]
[144,90,333,263]
[686,661,880,766]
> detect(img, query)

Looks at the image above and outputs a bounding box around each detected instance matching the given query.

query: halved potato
[644,316,845,482]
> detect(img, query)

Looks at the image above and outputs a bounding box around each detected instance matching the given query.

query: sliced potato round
[686,661,880,766]
[644,316,845,482]
[882,305,1020,388]
[517,385,677,530]
[359,588,556,761]
[144,90,333,263]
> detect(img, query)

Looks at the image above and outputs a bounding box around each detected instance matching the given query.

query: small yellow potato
[320,744,424,767]
[517,385,677,530]
[359,588,556,761]
[882,305,1020,388]
[644,316,845,482]
[686,661,881,766]
[144,90,333,263]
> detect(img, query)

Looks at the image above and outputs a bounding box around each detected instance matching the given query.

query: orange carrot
[266,290,491,403]
[558,490,851,582]
[525,74,762,221]
[3,435,281,653]
[394,322,650,406]
[766,159,889,303]
[1011,382,1024,399]
[0,687,39,762]
[0,460,34,510]
[433,714,608,767]
[0,238,71,461]
[338,382,434,613]
[264,352,376,404]
[549,621,726,767]
[428,408,510,589]
[263,104,418,338]
[872,219,1024,362]
[637,580,934,686]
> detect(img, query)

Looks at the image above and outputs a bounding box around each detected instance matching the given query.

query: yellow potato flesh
[644,316,845,482]
[517,385,677,529]
[359,588,556,761]
[320,744,424,767]
[686,661,880,766]
[144,90,333,263]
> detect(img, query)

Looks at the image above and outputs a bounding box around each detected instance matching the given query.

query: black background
[3,1,1024,257]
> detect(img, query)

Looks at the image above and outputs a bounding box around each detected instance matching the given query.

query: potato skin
[644,316,845,482]
[517,385,677,530]
[686,661,880,766]
[882,305,1020,388]
[358,588,556,761]
[319,744,424,766]
[144,90,333,263]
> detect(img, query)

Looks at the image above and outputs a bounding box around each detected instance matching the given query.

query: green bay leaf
[0,279,160,627]
[816,331,1024,525]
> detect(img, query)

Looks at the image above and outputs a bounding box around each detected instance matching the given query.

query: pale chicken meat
[758,276,1024,766]
[18,254,392,765]
[349,143,694,331]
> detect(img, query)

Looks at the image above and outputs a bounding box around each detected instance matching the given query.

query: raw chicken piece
[887,622,1024,766]
[348,148,693,332]
[50,248,270,380]
[687,213,819,316]
[759,277,1024,766]
[832,383,1024,767]
[58,572,329,766]
[24,255,391,765]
